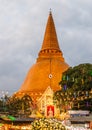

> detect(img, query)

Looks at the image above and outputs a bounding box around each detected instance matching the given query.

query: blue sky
[0,0,92,95]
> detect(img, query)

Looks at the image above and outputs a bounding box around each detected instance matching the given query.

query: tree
[6,95,22,115]
[6,94,33,116]
[54,63,92,112]
[0,94,9,112]
[21,94,33,115]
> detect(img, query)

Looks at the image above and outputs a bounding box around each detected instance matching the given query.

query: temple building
[16,11,69,116]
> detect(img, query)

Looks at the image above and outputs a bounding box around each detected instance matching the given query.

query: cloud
[0,0,92,95]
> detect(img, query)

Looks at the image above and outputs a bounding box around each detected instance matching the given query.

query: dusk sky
[0,0,92,95]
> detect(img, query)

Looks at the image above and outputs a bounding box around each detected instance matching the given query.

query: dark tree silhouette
[54,63,92,112]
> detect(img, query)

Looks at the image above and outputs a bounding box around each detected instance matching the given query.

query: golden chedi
[16,11,69,101]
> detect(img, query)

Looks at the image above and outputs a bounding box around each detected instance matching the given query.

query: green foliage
[60,63,92,92]
[21,94,33,115]
[6,95,22,115]
[54,63,92,112]
[5,94,33,116]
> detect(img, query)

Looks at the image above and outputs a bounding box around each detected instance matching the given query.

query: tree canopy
[60,63,92,92]
[54,63,92,112]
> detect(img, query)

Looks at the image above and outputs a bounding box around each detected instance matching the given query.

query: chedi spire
[41,11,60,51]
[37,11,64,62]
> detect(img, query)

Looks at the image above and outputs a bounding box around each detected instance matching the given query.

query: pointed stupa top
[41,11,60,51]
[37,11,64,62]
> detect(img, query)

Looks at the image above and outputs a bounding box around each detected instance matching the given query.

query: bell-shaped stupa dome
[16,11,69,101]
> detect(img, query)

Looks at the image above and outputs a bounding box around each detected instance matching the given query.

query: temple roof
[41,11,60,51]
